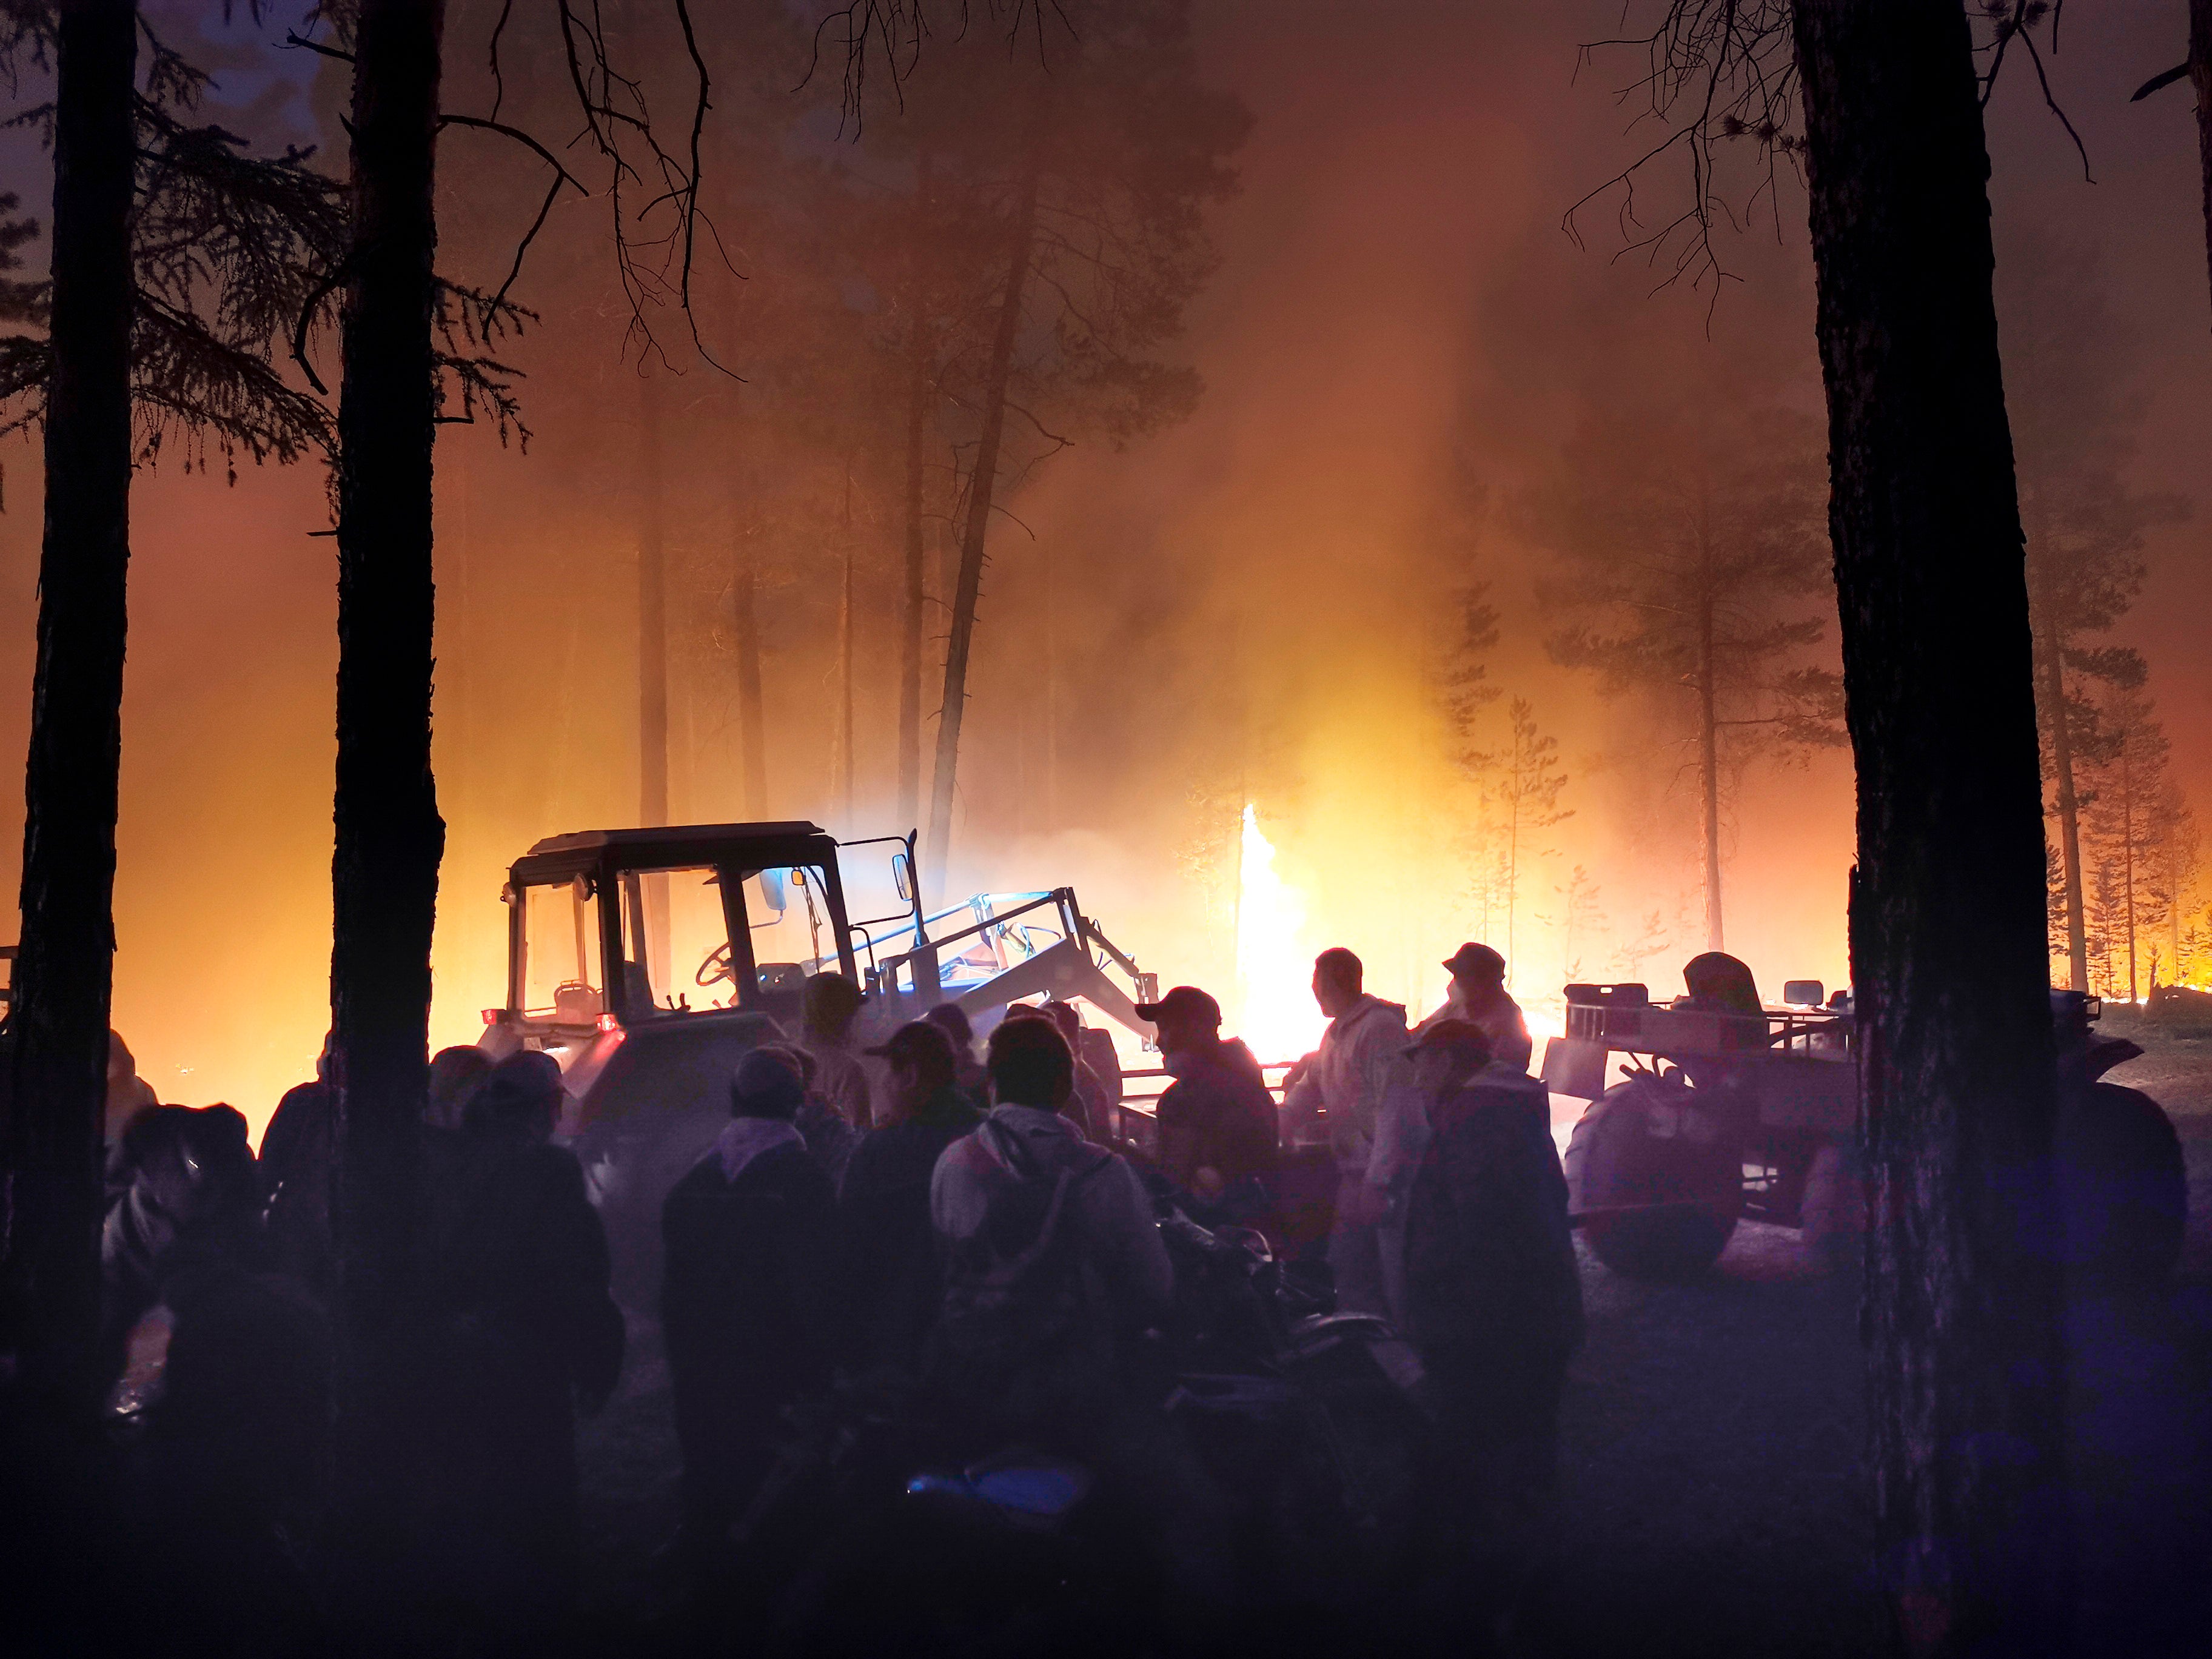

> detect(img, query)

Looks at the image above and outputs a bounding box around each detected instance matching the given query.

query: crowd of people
[83,937,1581,1649]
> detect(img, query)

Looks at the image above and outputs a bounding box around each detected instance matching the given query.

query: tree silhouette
[1532,397,1838,952]
[1475,697,1572,984]
[0,2,344,1408]
[1574,3,2073,1642]
[1997,229,2188,991]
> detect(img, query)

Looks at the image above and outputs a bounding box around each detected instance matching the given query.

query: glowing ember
[1234,805,1328,1063]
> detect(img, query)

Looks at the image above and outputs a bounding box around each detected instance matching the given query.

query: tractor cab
[496,820,862,1039]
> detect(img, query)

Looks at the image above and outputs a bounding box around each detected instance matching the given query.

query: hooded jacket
[931,1104,1173,1338]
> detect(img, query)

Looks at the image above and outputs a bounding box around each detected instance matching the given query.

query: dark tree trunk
[899,298,930,830]
[897,156,935,831]
[1,0,135,1412]
[731,549,767,816]
[329,0,446,1606]
[927,168,1039,886]
[638,367,668,827]
[1792,4,2068,1653]
[2193,0,2212,319]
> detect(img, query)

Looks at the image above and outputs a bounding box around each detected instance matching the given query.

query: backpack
[928,1118,1115,1406]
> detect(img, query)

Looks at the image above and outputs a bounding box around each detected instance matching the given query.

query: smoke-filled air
[12,4,2212,1657]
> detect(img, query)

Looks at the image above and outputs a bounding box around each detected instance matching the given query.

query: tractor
[1542,970,2187,1283]
[477,819,1157,1295]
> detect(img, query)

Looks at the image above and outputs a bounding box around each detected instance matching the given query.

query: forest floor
[1520,1010,2212,1659]
[571,1018,2212,1657]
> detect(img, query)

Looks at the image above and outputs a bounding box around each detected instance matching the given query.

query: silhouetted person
[839,1021,982,1372]
[1400,1020,1581,1561]
[101,1105,263,1376]
[923,1001,991,1103]
[259,1034,337,1295]
[1041,999,1122,1141]
[104,1028,159,1149]
[1138,985,1278,1215]
[421,1050,623,1644]
[427,1043,495,1133]
[930,1018,1234,1612]
[777,1038,862,1188]
[796,971,872,1127]
[1415,942,1533,1073]
[661,1048,840,1578]
[1282,948,1409,1316]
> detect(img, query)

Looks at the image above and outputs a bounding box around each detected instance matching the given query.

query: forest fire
[0,4,2208,1657]
[1232,804,1326,1064]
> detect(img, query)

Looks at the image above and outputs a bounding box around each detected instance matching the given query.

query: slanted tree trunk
[927,166,1040,888]
[2192,0,2212,318]
[329,0,446,1602]
[1792,4,2069,1653]
[2,0,135,1411]
[897,159,935,831]
[837,489,855,828]
[731,541,767,816]
[638,367,668,828]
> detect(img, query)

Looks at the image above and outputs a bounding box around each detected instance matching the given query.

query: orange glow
[1234,806,1327,1064]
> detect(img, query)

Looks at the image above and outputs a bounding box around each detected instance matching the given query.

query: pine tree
[1531,395,1839,951]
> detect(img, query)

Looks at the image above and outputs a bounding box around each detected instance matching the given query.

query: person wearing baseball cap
[1395,1014,1580,1555]
[840,1021,982,1371]
[1134,984,1278,1213]
[1414,941,1533,1073]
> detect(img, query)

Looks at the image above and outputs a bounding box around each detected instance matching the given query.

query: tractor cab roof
[511,821,840,883]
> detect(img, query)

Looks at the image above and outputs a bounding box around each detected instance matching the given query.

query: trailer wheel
[1565,1074,1743,1281]
[2057,1082,2186,1283]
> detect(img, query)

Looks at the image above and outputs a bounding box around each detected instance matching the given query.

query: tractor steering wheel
[697,940,736,988]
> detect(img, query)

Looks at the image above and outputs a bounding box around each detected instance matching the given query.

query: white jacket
[1283,994,1409,1174]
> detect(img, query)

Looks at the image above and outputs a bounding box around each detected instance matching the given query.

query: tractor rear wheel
[2056,1082,2187,1283]
[1565,1074,1744,1281]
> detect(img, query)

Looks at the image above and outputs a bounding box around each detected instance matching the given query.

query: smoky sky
[0,2,2206,1128]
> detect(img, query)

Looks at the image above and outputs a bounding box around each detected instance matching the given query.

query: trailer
[1543,975,2187,1282]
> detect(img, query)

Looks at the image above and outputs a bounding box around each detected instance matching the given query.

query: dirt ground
[572,1021,2212,1655]
[1521,1014,2212,1658]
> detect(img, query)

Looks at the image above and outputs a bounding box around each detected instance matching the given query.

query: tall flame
[1234,805,1328,1062]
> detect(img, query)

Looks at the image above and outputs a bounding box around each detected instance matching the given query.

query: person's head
[922,1002,975,1055]
[802,971,865,1042]
[987,1016,1074,1112]
[729,1048,807,1121]
[866,1020,959,1121]
[1312,948,1364,1018]
[763,1041,818,1090]
[1134,984,1222,1059]
[1443,942,1507,994]
[1039,1000,1084,1048]
[118,1104,257,1235]
[1405,1018,1495,1093]
[464,1051,564,1143]
[315,1030,337,1085]
[427,1045,496,1133]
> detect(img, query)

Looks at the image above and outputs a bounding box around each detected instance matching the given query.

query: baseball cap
[1134,985,1222,1027]
[865,1019,957,1070]
[1443,942,1506,980]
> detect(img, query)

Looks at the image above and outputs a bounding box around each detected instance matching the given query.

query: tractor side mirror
[892,852,914,903]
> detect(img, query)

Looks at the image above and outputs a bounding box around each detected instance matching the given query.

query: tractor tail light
[595,1013,622,1034]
